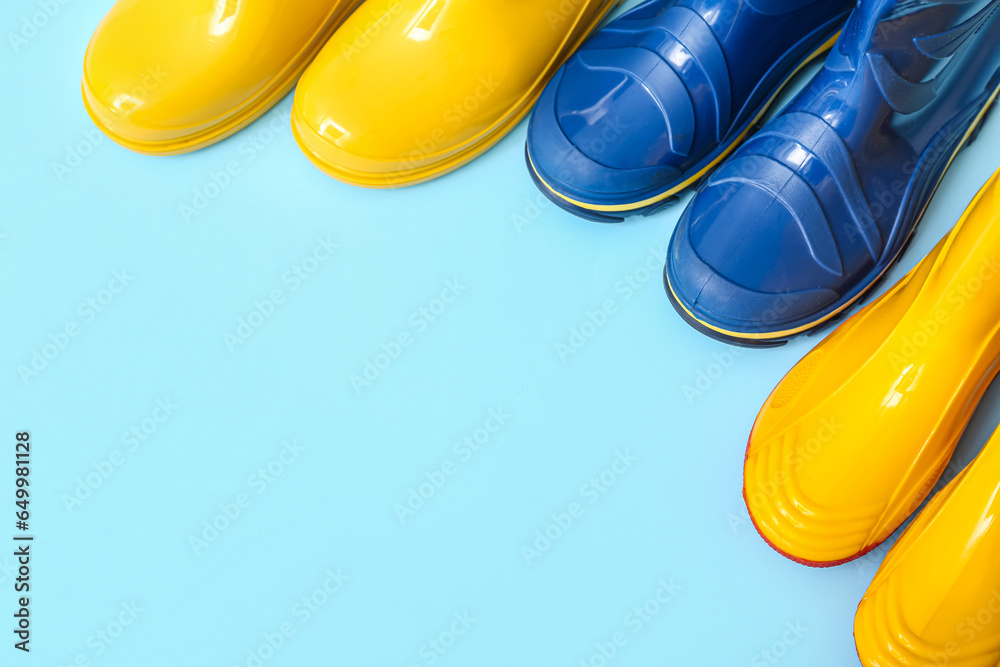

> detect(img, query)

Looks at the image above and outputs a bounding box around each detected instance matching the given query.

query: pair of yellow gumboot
[81,0,620,184]
[745,168,1000,666]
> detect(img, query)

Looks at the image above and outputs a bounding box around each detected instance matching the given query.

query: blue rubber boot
[525,0,855,222]
[665,0,1000,346]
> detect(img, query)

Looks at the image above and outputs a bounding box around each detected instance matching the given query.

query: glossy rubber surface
[292,0,621,188]
[854,427,1000,666]
[82,0,360,155]
[666,0,1000,343]
[743,168,1000,567]
[525,0,854,222]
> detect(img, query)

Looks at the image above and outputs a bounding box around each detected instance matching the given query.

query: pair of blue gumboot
[527,0,1000,345]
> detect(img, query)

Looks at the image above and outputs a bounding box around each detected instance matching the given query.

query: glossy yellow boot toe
[854,426,1000,667]
[744,167,1000,566]
[291,0,621,187]
[82,0,361,155]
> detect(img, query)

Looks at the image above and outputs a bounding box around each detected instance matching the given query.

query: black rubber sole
[524,146,694,223]
[662,270,789,348]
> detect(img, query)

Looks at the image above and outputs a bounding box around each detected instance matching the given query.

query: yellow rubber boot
[291,0,621,187]
[854,426,1000,666]
[743,167,1000,566]
[82,0,361,154]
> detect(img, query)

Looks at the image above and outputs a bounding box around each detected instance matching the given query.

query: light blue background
[3,1,1000,665]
